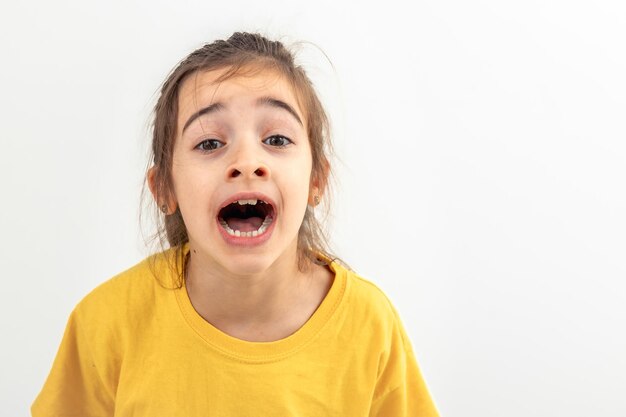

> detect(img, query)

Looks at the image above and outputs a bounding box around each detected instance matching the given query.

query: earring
[314,195,320,205]
[160,204,168,214]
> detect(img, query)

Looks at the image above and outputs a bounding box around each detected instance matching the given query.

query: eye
[263,135,293,147]
[195,139,224,152]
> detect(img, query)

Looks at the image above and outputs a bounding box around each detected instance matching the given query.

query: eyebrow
[181,96,303,134]
[182,102,225,133]
[256,96,303,127]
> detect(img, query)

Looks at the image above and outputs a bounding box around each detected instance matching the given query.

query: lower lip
[215,216,276,247]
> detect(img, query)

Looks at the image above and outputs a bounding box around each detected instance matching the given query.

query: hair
[141,32,335,286]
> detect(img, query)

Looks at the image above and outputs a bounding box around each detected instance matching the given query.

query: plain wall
[1,0,625,415]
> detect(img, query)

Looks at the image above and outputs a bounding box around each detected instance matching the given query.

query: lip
[217,191,277,212]
[216,191,277,247]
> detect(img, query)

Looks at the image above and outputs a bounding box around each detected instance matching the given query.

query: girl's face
[170,67,315,276]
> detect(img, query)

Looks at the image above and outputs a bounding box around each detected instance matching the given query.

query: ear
[308,160,330,206]
[147,166,177,215]
[308,186,321,206]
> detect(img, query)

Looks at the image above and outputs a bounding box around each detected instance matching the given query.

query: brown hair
[142,32,335,285]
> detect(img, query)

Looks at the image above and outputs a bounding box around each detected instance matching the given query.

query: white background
[1,0,625,416]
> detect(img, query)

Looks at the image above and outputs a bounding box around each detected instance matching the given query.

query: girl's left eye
[263,135,293,147]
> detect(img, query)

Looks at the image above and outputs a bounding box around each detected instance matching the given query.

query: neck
[185,247,313,326]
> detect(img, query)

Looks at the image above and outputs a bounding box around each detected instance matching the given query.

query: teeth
[237,199,257,205]
[219,219,236,236]
[219,216,273,237]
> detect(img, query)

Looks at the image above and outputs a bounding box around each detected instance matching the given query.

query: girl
[32,32,439,416]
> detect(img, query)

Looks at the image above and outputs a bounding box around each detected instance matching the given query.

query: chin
[219,252,279,277]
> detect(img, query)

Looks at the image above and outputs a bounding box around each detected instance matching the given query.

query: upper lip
[217,191,277,212]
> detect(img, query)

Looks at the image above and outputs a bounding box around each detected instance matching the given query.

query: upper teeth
[237,199,258,205]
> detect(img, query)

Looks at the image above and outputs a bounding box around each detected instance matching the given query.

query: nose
[228,166,268,179]
[226,142,270,180]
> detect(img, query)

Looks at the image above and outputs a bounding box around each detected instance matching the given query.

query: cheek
[171,165,216,208]
[284,151,312,185]
[283,163,313,213]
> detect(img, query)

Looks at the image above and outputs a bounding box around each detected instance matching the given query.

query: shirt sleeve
[31,308,115,417]
[369,307,440,417]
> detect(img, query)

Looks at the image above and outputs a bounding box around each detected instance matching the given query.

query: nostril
[227,167,267,179]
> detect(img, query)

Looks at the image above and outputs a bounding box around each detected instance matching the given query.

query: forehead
[177,66,304,122]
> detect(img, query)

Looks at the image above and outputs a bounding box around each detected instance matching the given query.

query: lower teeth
[219,216,273,237]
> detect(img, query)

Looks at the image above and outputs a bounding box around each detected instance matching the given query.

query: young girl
[32,32,439,416]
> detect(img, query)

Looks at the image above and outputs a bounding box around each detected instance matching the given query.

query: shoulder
[332,262,403,335]
[76,258,150,314]
[73,248,182,326]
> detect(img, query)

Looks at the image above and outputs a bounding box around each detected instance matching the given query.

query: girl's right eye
[195,139,224,152]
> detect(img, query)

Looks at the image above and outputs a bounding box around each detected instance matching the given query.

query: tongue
[226,217,263,232]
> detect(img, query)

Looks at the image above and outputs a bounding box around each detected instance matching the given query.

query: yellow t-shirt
[32,246,439,416]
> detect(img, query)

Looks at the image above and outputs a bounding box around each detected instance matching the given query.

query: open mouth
[217,199,275,238]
